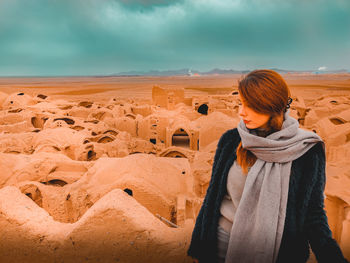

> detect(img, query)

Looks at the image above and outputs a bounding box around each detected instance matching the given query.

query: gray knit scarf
[224,110,324,263]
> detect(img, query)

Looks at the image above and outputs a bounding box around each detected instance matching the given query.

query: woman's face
[238,93,270,130]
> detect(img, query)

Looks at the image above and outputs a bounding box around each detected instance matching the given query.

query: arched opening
[124,188,133,196]
[84,119,99,124]
[103,130,118,136]
[8,150,20,154]
[71,125,85,131]
[329,118,346,125]
[78,101,93,108]
[172,128,190,149]
[37,94,47,99]
[197,104,208,115]
[8,108,22,113]
[97,136,115,144]
[49,179,67,187]
[125,113,136,119]
[52,146,61,151]
[87,150,96,161]
[31,117,44,128]
[163,151,187,158]
[59,105,73,110]
[53,117,75,125]
[20,184,43,207]
[41,179,68,187]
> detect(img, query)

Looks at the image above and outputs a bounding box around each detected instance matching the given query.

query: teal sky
[0,0,349,76]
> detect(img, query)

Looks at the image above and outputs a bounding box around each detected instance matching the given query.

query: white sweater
[218,128,262,233]
[218,160,247,233]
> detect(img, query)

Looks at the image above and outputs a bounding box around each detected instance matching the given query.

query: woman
[187,70,348,263]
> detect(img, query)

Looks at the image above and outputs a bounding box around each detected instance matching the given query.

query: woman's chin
[245,123,257,129]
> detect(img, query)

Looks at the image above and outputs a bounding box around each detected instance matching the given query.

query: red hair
[236,69,291,174]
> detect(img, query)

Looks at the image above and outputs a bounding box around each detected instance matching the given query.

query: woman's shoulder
[222,127,240,139]
[302,141,325,159]
[217,128,241,148]
[293,141,325,171]
[297,128,324,154]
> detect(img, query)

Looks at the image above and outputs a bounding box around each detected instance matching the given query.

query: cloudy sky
[0,0,349,76]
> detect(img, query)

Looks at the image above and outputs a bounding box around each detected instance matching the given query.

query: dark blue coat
[187,128,348,263]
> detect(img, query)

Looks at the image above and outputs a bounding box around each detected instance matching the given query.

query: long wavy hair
[236,69,291,174]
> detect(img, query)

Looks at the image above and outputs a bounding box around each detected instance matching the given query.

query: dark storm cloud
[117,0,184,10]
[0,0,349,76]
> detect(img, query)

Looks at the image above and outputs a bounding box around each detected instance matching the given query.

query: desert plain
[0,73,349,262]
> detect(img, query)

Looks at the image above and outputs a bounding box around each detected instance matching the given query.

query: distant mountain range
[111,68,350,76]
[112,68,251,76]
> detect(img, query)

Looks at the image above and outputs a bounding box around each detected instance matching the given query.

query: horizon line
[0,67,349,78]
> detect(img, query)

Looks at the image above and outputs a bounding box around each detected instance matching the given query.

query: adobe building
[0,88,349,262]
[152,85,191,110]
[137,112,200,152]
[192,92,239,117]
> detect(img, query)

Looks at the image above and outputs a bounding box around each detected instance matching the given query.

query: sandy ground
[0,73,349,263]
[0,73,349,101]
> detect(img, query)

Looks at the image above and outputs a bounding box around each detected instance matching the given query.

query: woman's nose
[239,106,246,117]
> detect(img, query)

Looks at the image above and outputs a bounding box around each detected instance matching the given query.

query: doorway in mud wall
[172,128,190,149]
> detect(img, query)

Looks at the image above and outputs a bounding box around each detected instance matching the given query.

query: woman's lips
[243,119,251,124]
